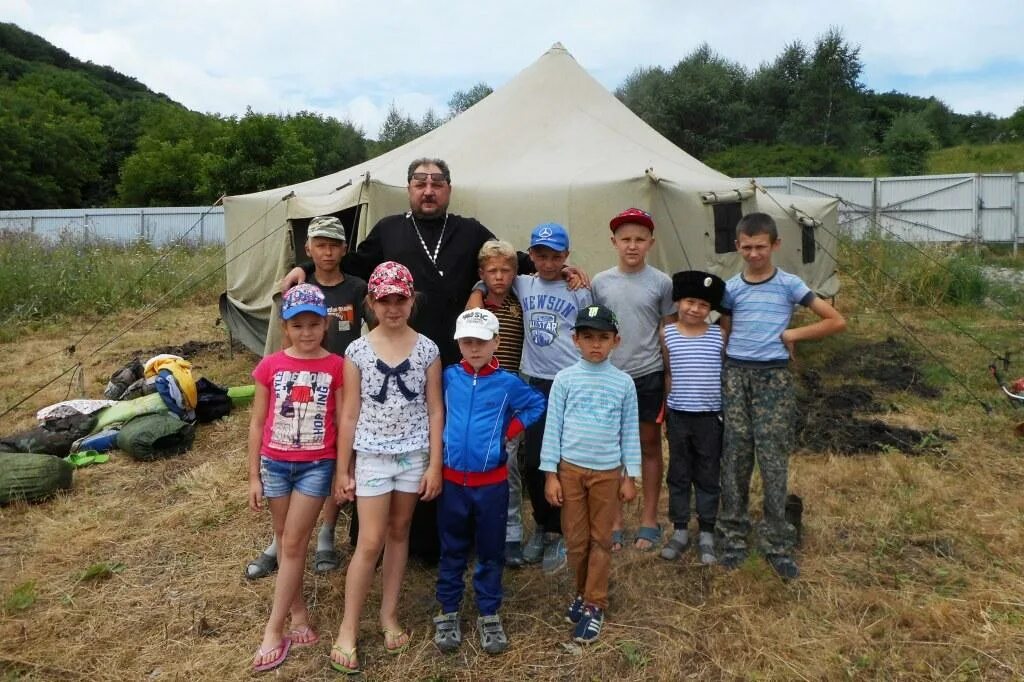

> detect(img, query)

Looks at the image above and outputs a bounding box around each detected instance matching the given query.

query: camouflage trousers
[716,362,797,557]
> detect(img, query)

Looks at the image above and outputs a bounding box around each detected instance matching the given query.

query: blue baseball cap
[281,283,327,319]
[529,222,570,252]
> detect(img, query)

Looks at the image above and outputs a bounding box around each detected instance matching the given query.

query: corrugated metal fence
[756,173,1023,247]
[0,174,1021,248]
[0,206,224,246]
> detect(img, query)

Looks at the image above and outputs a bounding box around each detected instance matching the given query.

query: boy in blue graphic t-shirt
[469,223,592,573]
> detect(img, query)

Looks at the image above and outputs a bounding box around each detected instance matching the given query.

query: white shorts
[355,448,428,497]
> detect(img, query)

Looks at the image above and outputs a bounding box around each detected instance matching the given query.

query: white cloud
[9,0,1024,129]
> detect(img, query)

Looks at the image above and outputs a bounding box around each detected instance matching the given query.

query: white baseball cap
[454,308,500,340]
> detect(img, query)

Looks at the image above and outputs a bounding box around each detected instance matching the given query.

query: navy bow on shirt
[371,358,418,403]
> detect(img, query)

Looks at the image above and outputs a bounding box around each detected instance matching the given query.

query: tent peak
[548,41,569,54]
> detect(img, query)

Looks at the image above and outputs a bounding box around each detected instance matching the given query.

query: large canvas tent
[222,43,840,355]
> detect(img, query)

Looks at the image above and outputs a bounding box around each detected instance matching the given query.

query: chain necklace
[408,211,448,277]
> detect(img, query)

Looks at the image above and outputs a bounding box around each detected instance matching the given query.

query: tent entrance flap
[290,204,364,257]
[219,293,268,356]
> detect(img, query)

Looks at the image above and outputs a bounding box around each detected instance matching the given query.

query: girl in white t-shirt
[330,261,443,674]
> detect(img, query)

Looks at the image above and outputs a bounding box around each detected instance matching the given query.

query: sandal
[477,614,508,654]
[245,552,278,580]
[633,524,663,552]
[313,549,340,574]
[330,644,360,675]
[610,529,625,553]
[433,611,461,652]
[286,624,319,647]
[253,637,291,672]
[382,627,410,655]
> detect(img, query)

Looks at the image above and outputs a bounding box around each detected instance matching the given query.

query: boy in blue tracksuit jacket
[434,308,546,655]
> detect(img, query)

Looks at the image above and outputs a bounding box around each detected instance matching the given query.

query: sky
[4,0,1024,136]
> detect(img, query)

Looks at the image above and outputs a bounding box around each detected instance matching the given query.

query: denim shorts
[260,456,335,498]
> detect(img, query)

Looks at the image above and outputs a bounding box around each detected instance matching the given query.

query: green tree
[706,143,862,177]
[283,111,367,177]
[616,65,676,138]
[199,109,315,197]
[1007,102,1024,140]
[116,107,227,206]
[618,45,750,157]
[448,82,492,116]
[883,112,935,175]
[375,102,421,154]
[783,27,864,149]
[0,84,104,208]
[956,111,1002,144]
[419,108,442,133]
[745,42,807,144]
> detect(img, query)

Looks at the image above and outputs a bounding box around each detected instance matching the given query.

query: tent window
[291,206,362,261]
[801,222,816,263]
[713,203,742,253]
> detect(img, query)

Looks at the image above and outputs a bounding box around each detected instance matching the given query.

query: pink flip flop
[286,625,320,647]
[253,637,291,672]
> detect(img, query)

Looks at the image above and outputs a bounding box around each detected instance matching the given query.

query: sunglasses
[409,172,448,184]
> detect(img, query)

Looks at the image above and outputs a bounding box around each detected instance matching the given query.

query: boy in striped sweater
[540,304,640,644]
[659,271,727,565]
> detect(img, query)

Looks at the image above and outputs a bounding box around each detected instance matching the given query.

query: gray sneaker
[477,614,508,654]
[522,531,545,564]
[541,535,567,574]
[697,531,716,565]
[660,530,688,561]
[433,611,461,652]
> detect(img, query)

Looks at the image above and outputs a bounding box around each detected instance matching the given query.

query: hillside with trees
[0,23,1021,210]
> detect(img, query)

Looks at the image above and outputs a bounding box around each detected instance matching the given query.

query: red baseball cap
[609,207,654,232]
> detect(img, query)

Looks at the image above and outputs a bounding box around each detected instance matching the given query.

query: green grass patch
[928,143,1024,174]
[840,235,993,308]
[77,561,125,582]
[0,230,225,340]
[3,581,36,613]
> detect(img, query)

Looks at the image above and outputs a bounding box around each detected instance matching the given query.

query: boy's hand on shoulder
[466,289,485,310]
[563,265,590,290]
[544,472,563,507]
[280,266,307,292]
[420,465,442,501]
[248,478,264,511]
[619,476,637,503]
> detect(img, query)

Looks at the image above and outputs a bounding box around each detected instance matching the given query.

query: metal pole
[974,174,981,255]
[1014,172,1020,258]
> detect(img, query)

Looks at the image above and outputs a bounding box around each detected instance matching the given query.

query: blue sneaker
[522,531,544,564]
[564,594,585,624]
[573,605,604,643]
[541,534,567,574]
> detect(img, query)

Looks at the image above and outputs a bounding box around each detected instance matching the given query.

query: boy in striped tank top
[473,240,530,567]
[659,271,727,565]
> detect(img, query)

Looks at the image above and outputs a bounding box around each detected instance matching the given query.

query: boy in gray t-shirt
[590,208,675,552]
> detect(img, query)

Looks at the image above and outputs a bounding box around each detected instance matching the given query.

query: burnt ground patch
[796,337,955,455]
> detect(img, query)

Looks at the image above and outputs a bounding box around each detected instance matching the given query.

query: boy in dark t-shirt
[245,216,366,580]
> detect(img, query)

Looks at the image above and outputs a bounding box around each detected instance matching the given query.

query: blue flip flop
[633,524,663,552]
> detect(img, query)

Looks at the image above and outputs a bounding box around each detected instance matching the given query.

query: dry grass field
[1,285,1023,680]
